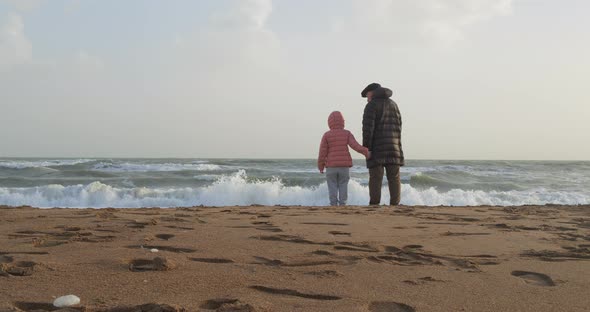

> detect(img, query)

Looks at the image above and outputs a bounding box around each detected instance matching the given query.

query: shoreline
[1,205,589,311]
[2,203,589,209]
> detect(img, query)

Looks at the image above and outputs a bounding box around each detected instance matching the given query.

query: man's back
[362,87,404,168]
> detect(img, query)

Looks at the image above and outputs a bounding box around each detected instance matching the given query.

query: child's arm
[348,132,369,158]
[317,133,328,173]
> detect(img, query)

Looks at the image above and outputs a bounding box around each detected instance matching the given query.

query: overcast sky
[0,0,588,160]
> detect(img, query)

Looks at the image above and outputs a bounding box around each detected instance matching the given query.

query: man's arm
[362,103,376,150]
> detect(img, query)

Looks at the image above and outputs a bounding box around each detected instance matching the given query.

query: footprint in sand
[256,226,283,233]
[450,217,481,222]
[1,261,37,276]
[252,234,334,246]
[155,234,175,241]
[301,222,349,226]
[311,250,334,256]
[329,231,351,236]
[250,285,341,300]
[102,303,185,311]
[0,251,48,255]
[402,245,423,249]
[93,227,120,233]
[165,225,195,230]
[127,221,150,229]
[17,229,112,246]
[441,232,491,236]
[52,225,83,232]
[403,276,445,285]
[305,270,343,278]
[376,245,483,271]
[237,222,284,233]
[334,242,380,253]
[190,257,234,264]
[72,234,116,243]
[253,256,340,267]
[13,302,63,311]
[511,270,556,286]
[369,301,416,312]
[0,255,13,263]
[445,259,480,272]
[128,257,176,272]
[522,249,590,261]
[200,298,254,311]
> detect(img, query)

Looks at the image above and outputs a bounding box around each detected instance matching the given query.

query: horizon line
[1,156,589,162]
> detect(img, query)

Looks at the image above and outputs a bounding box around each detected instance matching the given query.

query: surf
[0,170,586,208]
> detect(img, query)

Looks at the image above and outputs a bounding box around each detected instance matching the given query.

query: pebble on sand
[151,248,159,253]
[53,295,80,307]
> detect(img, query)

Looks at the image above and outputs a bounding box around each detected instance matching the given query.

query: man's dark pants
[368,165,401,205]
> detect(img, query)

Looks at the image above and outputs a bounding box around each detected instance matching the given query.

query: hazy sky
[0,0,588,160]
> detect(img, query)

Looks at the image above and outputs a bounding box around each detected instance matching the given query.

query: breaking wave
[91,162,222,172]
[0,170,586,208]
[0,159,95,169]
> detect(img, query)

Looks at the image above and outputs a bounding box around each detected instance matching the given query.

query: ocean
[0,158,588,208]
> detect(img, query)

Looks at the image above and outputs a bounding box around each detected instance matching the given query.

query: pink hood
[328,111,345,130]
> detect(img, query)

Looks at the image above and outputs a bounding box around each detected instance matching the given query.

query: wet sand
[1,204,589,311]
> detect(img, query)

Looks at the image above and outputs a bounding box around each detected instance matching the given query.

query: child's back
[318,111,369,205]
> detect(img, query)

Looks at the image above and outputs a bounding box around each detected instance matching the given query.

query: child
[318,111,370,206]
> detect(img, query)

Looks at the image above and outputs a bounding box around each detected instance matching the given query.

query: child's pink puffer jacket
[318,111,369,172]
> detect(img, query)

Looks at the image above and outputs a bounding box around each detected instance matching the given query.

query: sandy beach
[0,204,589,311]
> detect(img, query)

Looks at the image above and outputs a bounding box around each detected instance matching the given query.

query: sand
[0,204,589,311]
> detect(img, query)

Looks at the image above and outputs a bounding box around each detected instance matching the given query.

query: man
[361,83,405,205]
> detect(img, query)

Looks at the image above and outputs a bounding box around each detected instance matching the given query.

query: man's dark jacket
[362,87,405,168]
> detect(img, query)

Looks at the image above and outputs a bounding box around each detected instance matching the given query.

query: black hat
[361,83,381,98]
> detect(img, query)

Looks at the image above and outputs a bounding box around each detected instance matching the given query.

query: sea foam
[0,170,586,208]
[91,162,221,172]
[0,159,95,169]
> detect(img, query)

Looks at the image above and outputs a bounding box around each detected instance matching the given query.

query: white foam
[0,159,95,169]
[92,162,221,172]
[0,170,587,208]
